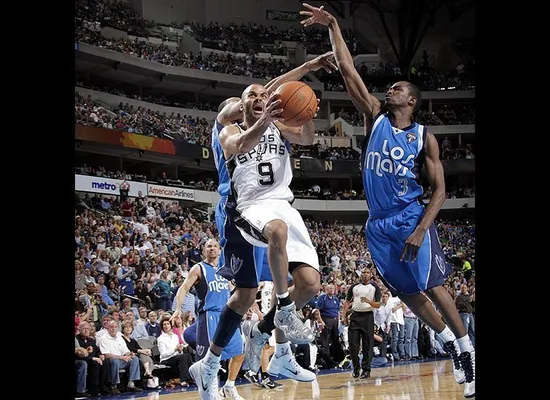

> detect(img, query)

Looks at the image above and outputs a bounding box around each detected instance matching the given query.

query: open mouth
[252,104,264,114]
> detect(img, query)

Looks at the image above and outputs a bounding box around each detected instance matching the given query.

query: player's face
[204,240,220,259]
[385,81,413,109]
[241,84,269,122]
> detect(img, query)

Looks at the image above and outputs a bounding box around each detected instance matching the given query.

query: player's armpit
[275,121,315,145]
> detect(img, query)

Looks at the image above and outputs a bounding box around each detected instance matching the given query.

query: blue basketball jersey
[361,113,426,213]
[196,262,231,312]
[212,120,231,197]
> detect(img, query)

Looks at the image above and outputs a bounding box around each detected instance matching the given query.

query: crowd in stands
[74,191,475,395]
[336,104,475,128]
[75,92,212,145]
[76,0,472,89]
[76,82,218,112]
[76,0,149,37]
[291,142,360,160]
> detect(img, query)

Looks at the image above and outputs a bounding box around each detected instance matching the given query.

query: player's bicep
[182,264,201,290]
[340,65,381,118]
[218,125,241,157]
[424,133,445,192]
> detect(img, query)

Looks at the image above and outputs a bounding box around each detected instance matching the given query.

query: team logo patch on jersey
[230,254,244,275]
[196,345,205,357]
[406,132,416,143]
[435,254,446,274]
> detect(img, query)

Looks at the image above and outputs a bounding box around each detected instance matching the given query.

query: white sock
[456,335,474,353]
[275,341,291,358]
[203,349,221,367]
[436,325,456,344]
[127,381,135,388]
[276,292,290,299]
[224,379,235,388]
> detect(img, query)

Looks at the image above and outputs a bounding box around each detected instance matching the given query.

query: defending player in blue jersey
[171,239,245,400]
[301,4,475,398]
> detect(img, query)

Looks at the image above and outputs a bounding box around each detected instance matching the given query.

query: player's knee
[232,287,257,308]
[296,270,320,297]
[263,219,288,248]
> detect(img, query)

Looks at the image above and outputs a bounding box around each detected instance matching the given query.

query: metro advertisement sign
[75,175,147,198]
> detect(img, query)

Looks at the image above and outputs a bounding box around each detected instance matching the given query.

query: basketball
[275,81,317,127]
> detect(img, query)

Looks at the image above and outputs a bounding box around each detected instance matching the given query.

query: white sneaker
[460,351,475,398]
[443,340,465,384]
[219,386,244,400]
[189,360,221,400]
[267,349,316,382]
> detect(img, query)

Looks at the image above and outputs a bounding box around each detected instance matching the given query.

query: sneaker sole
[267,364,316,382]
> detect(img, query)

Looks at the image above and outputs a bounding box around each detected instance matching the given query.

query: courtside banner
[75,175,147,197]
[147,184,195,201]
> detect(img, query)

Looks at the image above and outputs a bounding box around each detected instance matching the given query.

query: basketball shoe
[274,302,315,344]
[459,350,475,398]
[189,359,221,400]
[443,340,466,384]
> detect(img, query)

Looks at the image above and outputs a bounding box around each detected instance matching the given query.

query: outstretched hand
[307,51,338,73]
[300,3,335,28]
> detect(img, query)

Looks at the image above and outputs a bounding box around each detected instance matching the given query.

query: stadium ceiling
[323,0,366,17]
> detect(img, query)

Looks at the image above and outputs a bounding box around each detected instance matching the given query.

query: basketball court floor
[83,358,466,399]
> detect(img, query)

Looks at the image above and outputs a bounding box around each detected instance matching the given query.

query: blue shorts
[216,197,274,287]
[194,310,243,361]
[183,321,197,350]
[365,201,450,296]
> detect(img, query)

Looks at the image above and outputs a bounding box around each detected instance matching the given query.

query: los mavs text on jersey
[362,113,425,212]
[362,112,450,296]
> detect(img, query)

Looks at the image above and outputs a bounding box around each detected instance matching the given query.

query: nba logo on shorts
[230,254,243,275]
[435,254,445,274]
[197,345,205,357]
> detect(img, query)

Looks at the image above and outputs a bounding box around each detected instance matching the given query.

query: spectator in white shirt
[97,320,143,393]
[387,294,406,361]
[157,317,194,387]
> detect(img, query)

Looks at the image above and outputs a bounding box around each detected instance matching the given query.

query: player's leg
[191,206,259,400]
[366,209,472,393]
[219,354,245,400]
[265,208,320,382]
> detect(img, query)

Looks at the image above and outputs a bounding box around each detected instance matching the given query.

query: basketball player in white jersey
[219,84,322,381]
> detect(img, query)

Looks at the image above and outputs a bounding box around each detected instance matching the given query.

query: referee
[343,269,381,378]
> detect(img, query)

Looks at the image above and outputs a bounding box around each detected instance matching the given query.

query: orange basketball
[275,81,317,127]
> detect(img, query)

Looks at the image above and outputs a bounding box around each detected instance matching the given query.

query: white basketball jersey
[226,122,294,207]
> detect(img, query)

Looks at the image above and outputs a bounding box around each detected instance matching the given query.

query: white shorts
[234,200,320,271]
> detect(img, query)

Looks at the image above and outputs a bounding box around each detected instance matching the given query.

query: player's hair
[218,97,240,113]
[406,82,422,113]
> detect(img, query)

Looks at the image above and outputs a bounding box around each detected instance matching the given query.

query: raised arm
[301,3,381,121]
[265,51,338,93]
[401,132,446,262]
[217,101,243,126]
[169,263,202,322]
[219,93,283,157]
